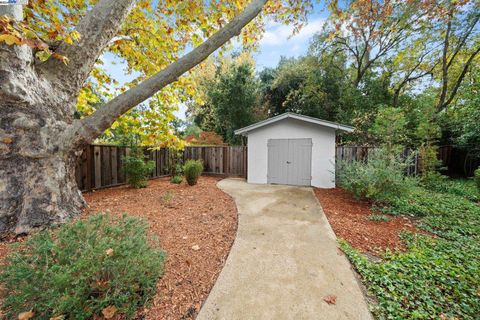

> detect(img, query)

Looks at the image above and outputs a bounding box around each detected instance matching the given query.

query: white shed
[235,112,354,188]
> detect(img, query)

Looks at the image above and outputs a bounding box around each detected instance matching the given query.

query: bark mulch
[83,176,237,319]
[0,176,237,320]
[314,187,419,254]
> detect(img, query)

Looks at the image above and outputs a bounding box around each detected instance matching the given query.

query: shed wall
[246,118,336,188]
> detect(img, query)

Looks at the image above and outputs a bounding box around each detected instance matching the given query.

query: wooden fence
[76,144,473,192]
[75,145,247,191]
[336,145,475,177]
[336,145,420,175]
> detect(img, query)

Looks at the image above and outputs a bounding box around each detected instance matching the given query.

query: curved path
[197,179,372,320]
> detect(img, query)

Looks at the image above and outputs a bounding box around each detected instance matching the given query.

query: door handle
[286,161,291,164]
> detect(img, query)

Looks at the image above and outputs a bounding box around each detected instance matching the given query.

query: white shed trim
[235,112,354,135]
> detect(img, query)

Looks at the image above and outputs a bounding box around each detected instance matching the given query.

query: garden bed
[314,187,419,254]
[0,176,237,320]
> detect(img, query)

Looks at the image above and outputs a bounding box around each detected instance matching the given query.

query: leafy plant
[369,106,407,155]
[122,147,155,188]
[422,173,479,202]
[168,150,184,176]
[336,148,415,203]
[342,181,480,319]
[161,190,174,207]
[341,234,479,320]
[367,214,390,222]
[0,214,165,319]
[184,159,204,186]
[170,175,183,184]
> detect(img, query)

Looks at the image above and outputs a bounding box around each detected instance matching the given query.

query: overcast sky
[101,4,327,120]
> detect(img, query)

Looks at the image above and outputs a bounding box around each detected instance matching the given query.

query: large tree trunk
[0,151,85,235]
[0,14,85,235]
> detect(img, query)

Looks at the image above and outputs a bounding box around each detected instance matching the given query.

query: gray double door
[267,138,312,186]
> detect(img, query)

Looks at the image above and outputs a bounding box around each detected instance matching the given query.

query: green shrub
[170,175,183,184]
[122,147,155,188]
[0,214,165,319]
[475,167,480,192]
[336,148,415,203]
[184,159,204,186]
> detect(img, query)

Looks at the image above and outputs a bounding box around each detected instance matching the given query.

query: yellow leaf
[105,248,114,256]
[0,34,22,46]
[18,311,35,320]
[2,137,13,144]
[102,305,117,319]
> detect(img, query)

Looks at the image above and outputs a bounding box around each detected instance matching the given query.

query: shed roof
[234,112,355,136]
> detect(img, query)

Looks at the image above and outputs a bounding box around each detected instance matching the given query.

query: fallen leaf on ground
[323,294,337,305]
[105,248,114,256]
[102,305,117,319]
[2,137,13,144]
[18,311,35,320]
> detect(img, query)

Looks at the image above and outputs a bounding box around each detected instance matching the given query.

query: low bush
[170,175,183,184]
[122,147,155,188]
[184,159,204,186]
[336,148,415,203]
[0,214,165,319]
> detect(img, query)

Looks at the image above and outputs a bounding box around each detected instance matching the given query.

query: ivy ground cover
[319,180,480,319]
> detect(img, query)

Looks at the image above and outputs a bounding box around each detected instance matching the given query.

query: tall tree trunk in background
[0,0,267,235]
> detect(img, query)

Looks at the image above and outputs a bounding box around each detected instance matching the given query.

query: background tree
[209,62,258,144]
[0,0,312,234]
[369,106,407,155]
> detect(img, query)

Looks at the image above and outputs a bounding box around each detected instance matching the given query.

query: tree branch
[446,14,479,69]
[438,8,453,110]
[38,0,135,96]
[441,45,480,111]
[69,0,268,147]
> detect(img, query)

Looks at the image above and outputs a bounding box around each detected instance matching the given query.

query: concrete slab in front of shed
[196,179,373,320]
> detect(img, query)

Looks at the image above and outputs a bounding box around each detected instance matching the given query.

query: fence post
[223,146,228,175]
[85,145,93,191]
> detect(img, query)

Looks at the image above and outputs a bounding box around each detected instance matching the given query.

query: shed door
[267,138,312,186]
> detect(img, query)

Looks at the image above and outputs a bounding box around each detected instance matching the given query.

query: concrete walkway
[197,179,372,320]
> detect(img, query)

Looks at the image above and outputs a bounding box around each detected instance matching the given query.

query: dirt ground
[0,176,238,320]
[314,187,419,254]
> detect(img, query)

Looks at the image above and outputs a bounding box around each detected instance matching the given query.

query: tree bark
[0,0,267,235]
[0,17,84,235]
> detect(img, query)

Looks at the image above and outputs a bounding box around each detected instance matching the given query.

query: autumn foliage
[185,131,225,146]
